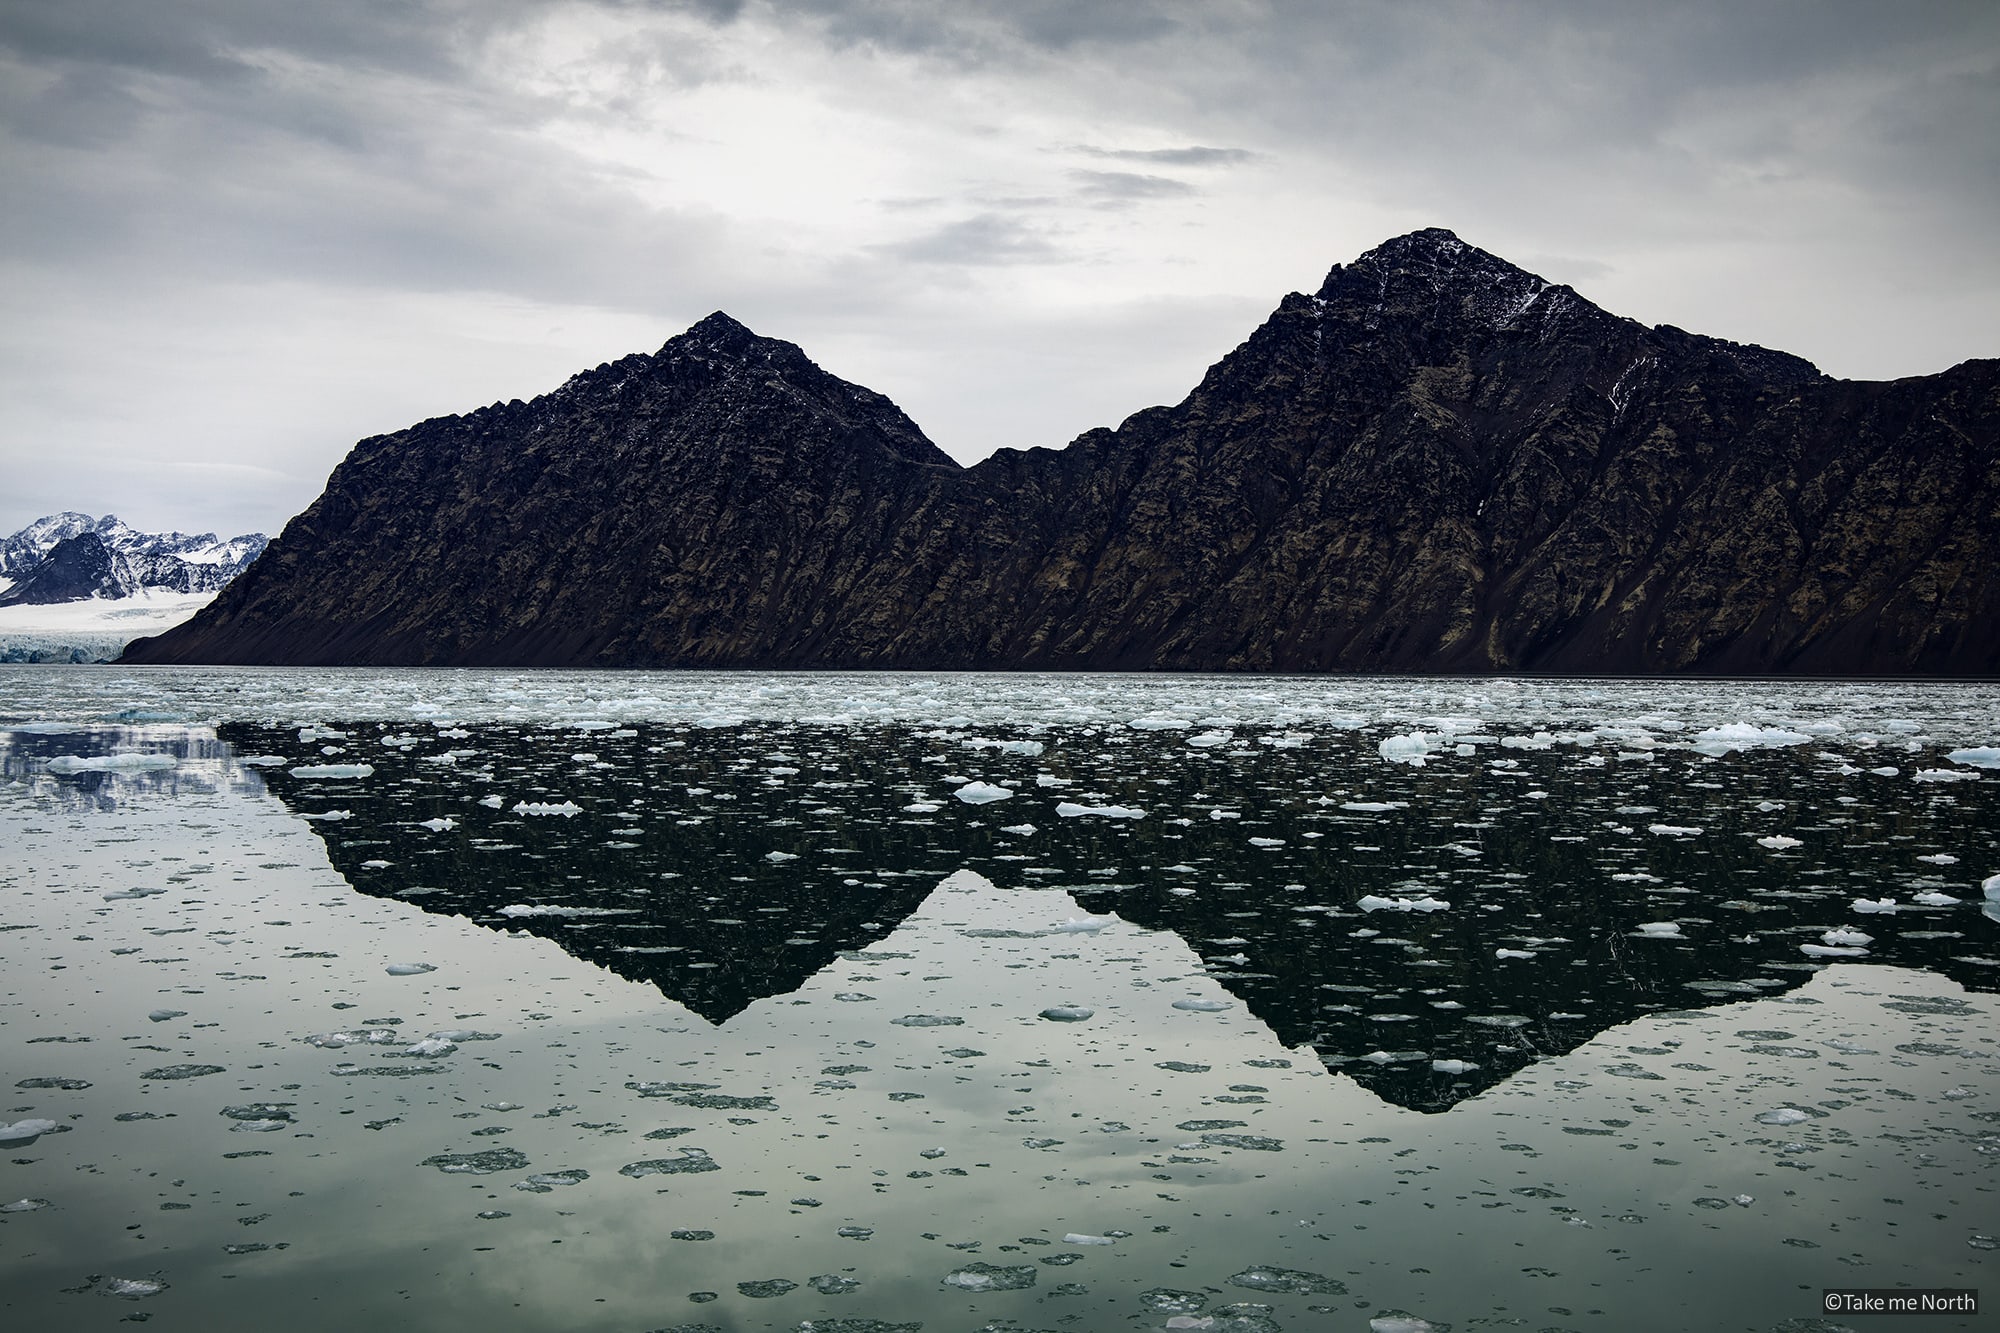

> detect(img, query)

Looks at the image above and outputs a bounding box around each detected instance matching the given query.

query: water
[1,667,1996,1331]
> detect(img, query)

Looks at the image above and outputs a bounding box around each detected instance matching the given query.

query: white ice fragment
[1171,998,1232,1012]
[1055,802,1145,819]
[765,851,799,862]
[1341,801,1407,812]
[298,809,351,821]
[1822,928,1873,946]
[1648,824,1703,837]
[1851,898,1899,914]
[1918,853,1959,865]
[1248,836,1285,847]
[0,1119,60,1146]
[1946,747,2000,768]
[1431,1059,1479,1075]
[999,824,1037,835]
[0,1197,52,1212]
[147,1009,186,1023]
[289,763,375,778]
[954,781,1013,804]
[1186,730,1233,748]
[1040,1006,1095,1022]
[1756,835,1803,850]
[1063,1232,1116,1245]
[1357,895,1450,913]
[1050,915,1118,934]
[1914,891,1961,907]
[47,752,177,773]
[1370,1316,1442,1333]
[478,795,504,808]
[512,800,582,816]
[385,962,437,976]
[902,802,941,813]
[419,817,458,832]
[497,904,638,918]
[1913,768,1978,783]
[1377,732,1433,765]
[1985,873,2000,901]
[1495,948,1536,960]
[405,1037,457,1057]
[1754,1107,1810,1126]
[359,859,391,869]
[1635,922,1685,938]
[1690,724,1811,755]
[1128,714,1192,731]
[1802,944,1868,957]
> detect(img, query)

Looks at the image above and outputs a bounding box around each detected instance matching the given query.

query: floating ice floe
[1495,948,1536,960]
[289,763,374,778]
[1128,714,1192,731]
[0,1118,60,1147]
[1341,800,1407,812]
[902,801,941,813]
[385,962,437,975]
[1822,928,1873,946]
[1186,730,1233,748]
[1755,1107,1811,1126]
[1377,732,1434,765]
[1050,915,1117,934]
[764,850,798,862]
[1055,802,1145,819]
[1634,922,1685,938]
[1648,824,1703,837]
[999,823,1037,835]
[1914,891,1961,907]
[953,781,1013,803]
[47,752,177,773]
[1983,873,2000,901]
[298,809,351,821]
[942,1262,1037,1291]
[1851,898,1899,914]
[1689,724,1812,755]
[1802,944,1868,957]
[418,817,458,832]
[0,1197,52,1212]
[1946,747,2000,768]
[147,1008,186,1022]
[1912,768,1978,783]
[1431,1059,1479,1075]
[1756,835,1803,850]
[1171,998,1231,1012]
[1356,895,1450,913]
[512,800,581,816]
[1039,1006,1095,1022]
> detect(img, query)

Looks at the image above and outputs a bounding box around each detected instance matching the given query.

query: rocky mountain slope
[122,230,2000,674]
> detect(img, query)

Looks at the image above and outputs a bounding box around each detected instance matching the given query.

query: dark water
[2,671,1997,1332]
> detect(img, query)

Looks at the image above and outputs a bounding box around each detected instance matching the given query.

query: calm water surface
[1,668,1996,1332]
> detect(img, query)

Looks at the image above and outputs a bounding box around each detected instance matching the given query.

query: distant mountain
[122,230,2000,674]
[0,513,267,606]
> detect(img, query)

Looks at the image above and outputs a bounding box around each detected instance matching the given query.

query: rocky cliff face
[123,230,2000,675]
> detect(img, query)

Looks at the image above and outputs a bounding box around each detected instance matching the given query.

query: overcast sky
[3,0,1996,539]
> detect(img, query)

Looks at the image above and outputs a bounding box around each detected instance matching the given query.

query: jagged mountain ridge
[123,230,2000,674]
[0,513,268,606]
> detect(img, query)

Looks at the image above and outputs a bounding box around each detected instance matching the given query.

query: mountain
[0,513,268,606]
[121,230,2000,674]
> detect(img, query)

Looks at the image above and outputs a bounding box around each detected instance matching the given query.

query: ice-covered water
[1,667,1996,1331]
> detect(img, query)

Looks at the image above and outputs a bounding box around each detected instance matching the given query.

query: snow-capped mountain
[0,513,267,606]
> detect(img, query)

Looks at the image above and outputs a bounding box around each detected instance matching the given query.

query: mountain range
[0,513,267,607]
[121,229,2000,675]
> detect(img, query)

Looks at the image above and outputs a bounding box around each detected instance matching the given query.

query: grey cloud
[1076,145,1256,167]
[869,214,1069,266]
[1070,169,1198,202]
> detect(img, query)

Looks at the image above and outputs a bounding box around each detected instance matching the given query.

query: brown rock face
[123,230,2000,675]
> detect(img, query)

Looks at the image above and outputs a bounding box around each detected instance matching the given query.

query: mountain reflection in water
[219,719,2000,1113]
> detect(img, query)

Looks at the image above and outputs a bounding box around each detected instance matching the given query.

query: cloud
[869,213,1070,266]
[1075,144,1257,167]
[1070,169,1199,203]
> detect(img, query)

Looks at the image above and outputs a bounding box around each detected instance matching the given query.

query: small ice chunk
[1851,898,1899,914]
[1946,747,2000,768]
[478,794,504,808]
[1756,835,1803,850]
[1918,853,1959,865]
[1755,1107,1810,1126]
[1039,1006,1095,1022]
[1186,730,1233,748]
[0,1197,52,1212]
[1050,915,1117,934]
[765,850,799,862]
[1055,802,1145,819]
[1690,724,1811,755]
[1370,1316,1441,1333]
[891,1014,964,1027]
[1248,836,1285,847]
[1635,922,1685,938]
[1913,768,1978,782]
[385,962,437,975]
[1431,1059,1479,1075]
[1914,891,1961,907]
[1062,1232,1116,1245]
[1171,998,1231,1012]
[47,752,178,773]
[902,801,941,813]
[1648,824,1703,837]
[954,781,1013,804]
[942,1261,1037,1290]
[289,763,375,778]
[999,823,1037,835]
[1377,733,1431,765]
[405,1037,457,1057]
[147,1008,187,1023]
[1357,895,1450,913]
[512,800,582,816]
[0,1119,60,1146]
[1821,928,1873,946]
[1495,948,1536,960]
[1983,873,2000,901]
[1341,800,1406,812]
[1802,944,1868,957]
[419,817,458,832]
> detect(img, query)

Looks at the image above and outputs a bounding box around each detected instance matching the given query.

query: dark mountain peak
[0,530,136,606]
[671,309,761,354]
